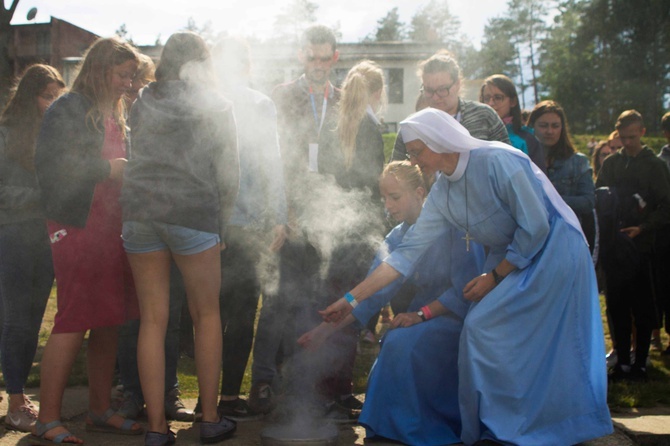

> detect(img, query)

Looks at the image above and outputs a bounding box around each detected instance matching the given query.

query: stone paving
[0,387,668,445]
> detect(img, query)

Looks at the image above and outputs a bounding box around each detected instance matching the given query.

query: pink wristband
[421,305,433,320]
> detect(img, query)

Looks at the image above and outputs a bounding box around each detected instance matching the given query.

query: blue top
[506,124,546,173]
[546,152,594,216]
[352,221,484,325]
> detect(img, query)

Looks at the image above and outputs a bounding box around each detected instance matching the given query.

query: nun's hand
[390,312,421,329]
[319,297,352,323]
[297,322,336,351]
[463,273,496,302]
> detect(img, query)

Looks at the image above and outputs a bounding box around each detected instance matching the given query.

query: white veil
[399,108,585,240]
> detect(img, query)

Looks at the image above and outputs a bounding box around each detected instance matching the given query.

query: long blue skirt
[360,314,463,445]
[459,217,613,445]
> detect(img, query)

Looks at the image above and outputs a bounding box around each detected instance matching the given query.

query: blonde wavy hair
[337,60,386,169]
[71,37,139,136]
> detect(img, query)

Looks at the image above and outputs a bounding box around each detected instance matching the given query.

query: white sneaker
[5,404,38,432]
[606,350,618,368]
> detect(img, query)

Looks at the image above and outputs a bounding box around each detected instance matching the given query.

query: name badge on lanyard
[308,84,329,172]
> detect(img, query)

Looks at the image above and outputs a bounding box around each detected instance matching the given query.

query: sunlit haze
[10,0,508,47]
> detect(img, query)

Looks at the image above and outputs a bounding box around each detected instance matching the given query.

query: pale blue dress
[386,149,612,445]
[353,222,484,445]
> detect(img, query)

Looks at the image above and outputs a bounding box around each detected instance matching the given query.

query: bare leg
[173,245,222,424]
[35,331,85,444]
[127,250,172,434]
[86,326,142,432]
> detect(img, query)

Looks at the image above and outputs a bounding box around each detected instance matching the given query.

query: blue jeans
[0,220,54,394]
[117,261,184,403]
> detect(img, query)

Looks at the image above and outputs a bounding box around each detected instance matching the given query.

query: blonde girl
[319,60,386,195]
[33,37,142,444]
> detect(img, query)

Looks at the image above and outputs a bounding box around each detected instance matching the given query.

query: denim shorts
[122,221,220,255]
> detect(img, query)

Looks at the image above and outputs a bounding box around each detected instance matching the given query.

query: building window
[384,68,403,104]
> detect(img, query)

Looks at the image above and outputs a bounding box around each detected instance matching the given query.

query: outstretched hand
[297,322,337,351]
[319,297,352,323]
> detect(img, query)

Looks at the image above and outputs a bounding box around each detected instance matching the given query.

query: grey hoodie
[121,80,239,237]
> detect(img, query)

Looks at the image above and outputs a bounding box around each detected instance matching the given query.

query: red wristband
[421,305,433,320]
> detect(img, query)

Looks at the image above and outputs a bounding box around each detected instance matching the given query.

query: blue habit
[386,149,612,445]
[353,222,484,445]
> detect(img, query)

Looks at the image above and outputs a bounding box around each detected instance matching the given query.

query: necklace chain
[446,169,474,251]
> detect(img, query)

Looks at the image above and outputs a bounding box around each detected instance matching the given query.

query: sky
[9,0,509,47]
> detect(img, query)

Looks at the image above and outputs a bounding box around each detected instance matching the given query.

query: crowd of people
[1,22,669,446]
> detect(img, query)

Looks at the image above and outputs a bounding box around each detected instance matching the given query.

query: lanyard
[309,83,329,136]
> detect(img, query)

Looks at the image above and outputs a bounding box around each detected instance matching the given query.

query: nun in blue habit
[319,108,612,445]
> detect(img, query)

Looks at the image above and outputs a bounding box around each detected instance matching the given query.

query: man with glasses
[249,25,361,422]
[392,51,509,166]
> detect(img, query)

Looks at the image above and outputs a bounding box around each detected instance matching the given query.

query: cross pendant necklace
[447,169,474,252]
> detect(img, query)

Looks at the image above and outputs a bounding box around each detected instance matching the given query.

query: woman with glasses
[480,74,546,172]
[391,51,510,164]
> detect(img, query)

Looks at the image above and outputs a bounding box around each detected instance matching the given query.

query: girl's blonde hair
[337,60,386,169]
[71,37,139,135]
[0,64,65,171]
[380,160,427,193]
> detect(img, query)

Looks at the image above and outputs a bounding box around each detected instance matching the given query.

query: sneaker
[324,401,358,424]
[605,350,618,368]
[117,392,144,419]
[217,398,263,422]
[165,388,193,421]
[629,364,648,382]
[248,382,274,414]
[336,394,363,412]
[608,364,631,383]
[5,404,38,432]
[145,429,176,446]
[200,416,237,444]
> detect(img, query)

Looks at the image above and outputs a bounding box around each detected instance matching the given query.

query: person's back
[123,81,237,234]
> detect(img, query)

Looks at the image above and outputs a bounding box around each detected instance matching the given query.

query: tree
[114,23,135,45]
[506,0,553,104]
[182,16,216,44]
[272,0,318,44]
[539,0,600,131]
[477,17,520,82]
[540,0,670,132]
[0,0,20,107]
[408,0,461,46]
[368,7,405,42]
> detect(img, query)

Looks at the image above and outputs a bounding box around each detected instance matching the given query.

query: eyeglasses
[306,55,334,63]
[481,94,507,104]
[420,81,456,99]
[406,147,425,160]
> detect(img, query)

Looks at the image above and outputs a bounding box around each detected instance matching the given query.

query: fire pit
[260,423,339,446]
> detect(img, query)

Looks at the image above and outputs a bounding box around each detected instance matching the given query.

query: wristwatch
[417,310,427,321]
